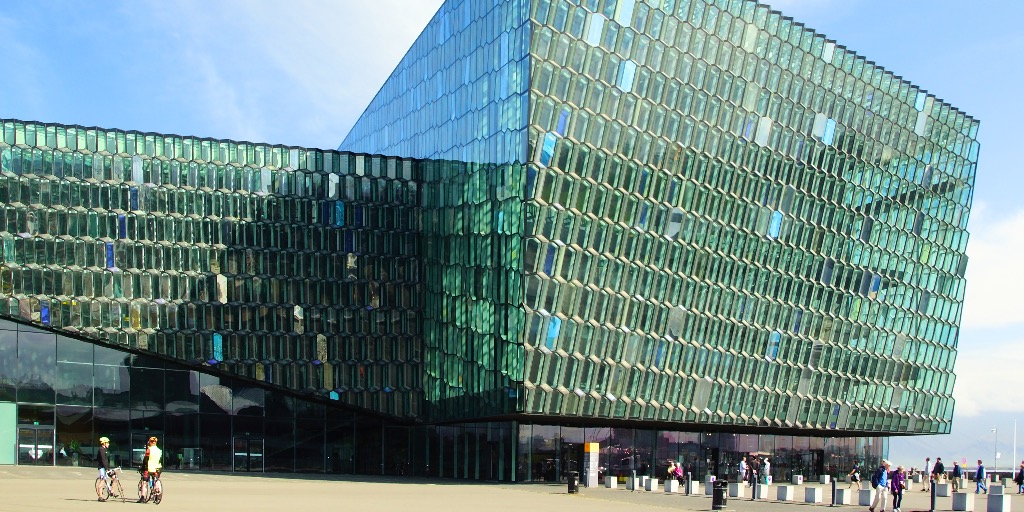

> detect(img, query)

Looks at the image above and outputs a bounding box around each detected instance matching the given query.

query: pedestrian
[922,457,931,491]
[761,457,771,485]
[891,465,907,512]
[666,461,676,481]
[748,457,759,487]
[1014,462,1024,494]
[869,459,891,512]
[952,461,963,492]
[738,456,748,484]
[976,459,988,494]
[848,460,862,490]
[674,461,684,485]
[932,457,946,485]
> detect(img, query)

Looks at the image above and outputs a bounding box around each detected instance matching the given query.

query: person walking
[869,459,891,512]
[761,457,771,484]
[848,461,862,490]
[952,461,963,492]
[932,457,946,486]
[976,459,988,494]
[738,456,748,485]
[1013,462,1024,494]
[748,457,759,487]
[921,457,931,491]
[891,465,907,512]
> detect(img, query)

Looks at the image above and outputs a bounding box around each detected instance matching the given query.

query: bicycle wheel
[138,478,150,503]
[152,479,162,504]
[95,477,110,501]
[114,478,126,503]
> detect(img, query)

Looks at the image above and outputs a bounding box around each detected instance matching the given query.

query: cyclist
[96,436,117,501]
[138,436,162,503]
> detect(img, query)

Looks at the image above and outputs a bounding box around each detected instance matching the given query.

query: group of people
[96,435,163,502]
[864,457,1024,512]
[737,455,771,486]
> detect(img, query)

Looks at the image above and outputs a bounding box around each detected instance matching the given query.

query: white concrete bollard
[604,476,617,489]
[858,488,874,506]
[819,475,831,484]
[644,478,658,492]
[776,485,795,501]
[953,491,975,511]
[805,486,823,503]
[991,484,1004,495]
[792,474,804,485]
[833,488,852,505]
[664,479,678,493]
[936,482,952,496]
[728,481,745,498]
[987,494,1012,512]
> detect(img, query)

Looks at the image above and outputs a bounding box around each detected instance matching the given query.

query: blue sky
[1,0,1021,471]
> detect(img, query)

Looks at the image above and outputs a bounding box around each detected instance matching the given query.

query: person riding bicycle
[138,436,162,503]
[97,436,117,500]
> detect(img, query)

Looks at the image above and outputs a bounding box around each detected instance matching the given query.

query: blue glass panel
[117,214,126,239]
[526,167,538,197]
[40,301,50,325]
[767,211,783,239]
[586,14,604,45]
[822,119,836,145]
[767,331,781,360]
[105,242,114,268]
[869,274,881,299]
[543,244,557,274]
[329,391,339,400]
[556,108,570,135]
[540,132,557,167]
[615,0,635,27]
[618,60,637,92]
[546,317,561,350]
[793,310,803,333]
[334,201,344,227]
[129,186,138,211]
[211,333,223,364]
[915,92,927,111]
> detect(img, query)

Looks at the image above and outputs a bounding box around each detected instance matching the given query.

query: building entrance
[233,437,264,472]
[18,426,54,465]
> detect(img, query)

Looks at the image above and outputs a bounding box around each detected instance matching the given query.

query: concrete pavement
[0,465,1021,512]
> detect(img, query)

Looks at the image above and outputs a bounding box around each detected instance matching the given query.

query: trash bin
[712,480,728,510]
[567,471,579,494]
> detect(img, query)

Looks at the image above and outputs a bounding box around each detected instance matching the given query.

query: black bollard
[930,483,936,512]
[752,474,758,501]
[831,478,836,507]
[686,472,691,495]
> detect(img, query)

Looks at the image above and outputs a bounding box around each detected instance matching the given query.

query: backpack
[870,466,884,488]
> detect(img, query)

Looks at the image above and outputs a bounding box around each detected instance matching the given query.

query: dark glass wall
[514,423,886,484]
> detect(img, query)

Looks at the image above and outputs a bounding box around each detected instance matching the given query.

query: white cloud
[960,205,1024,329]
[128,0,444,148]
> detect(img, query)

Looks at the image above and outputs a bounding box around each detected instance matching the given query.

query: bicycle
[94,466,125,503]
[137,470,163,505]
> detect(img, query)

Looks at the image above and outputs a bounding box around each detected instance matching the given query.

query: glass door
[233,438,264,472]
[18,427,54,465]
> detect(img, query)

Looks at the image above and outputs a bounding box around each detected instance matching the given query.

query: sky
[1,0,1021,472]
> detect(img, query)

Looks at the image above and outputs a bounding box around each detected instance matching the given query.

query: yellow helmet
[99,437,109,443]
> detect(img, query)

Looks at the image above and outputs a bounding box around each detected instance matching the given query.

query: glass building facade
[0,0,977,483]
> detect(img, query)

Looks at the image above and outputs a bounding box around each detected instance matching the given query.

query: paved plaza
[1,466,1021,511]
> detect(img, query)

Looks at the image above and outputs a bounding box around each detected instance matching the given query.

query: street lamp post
[992,428,998,476]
